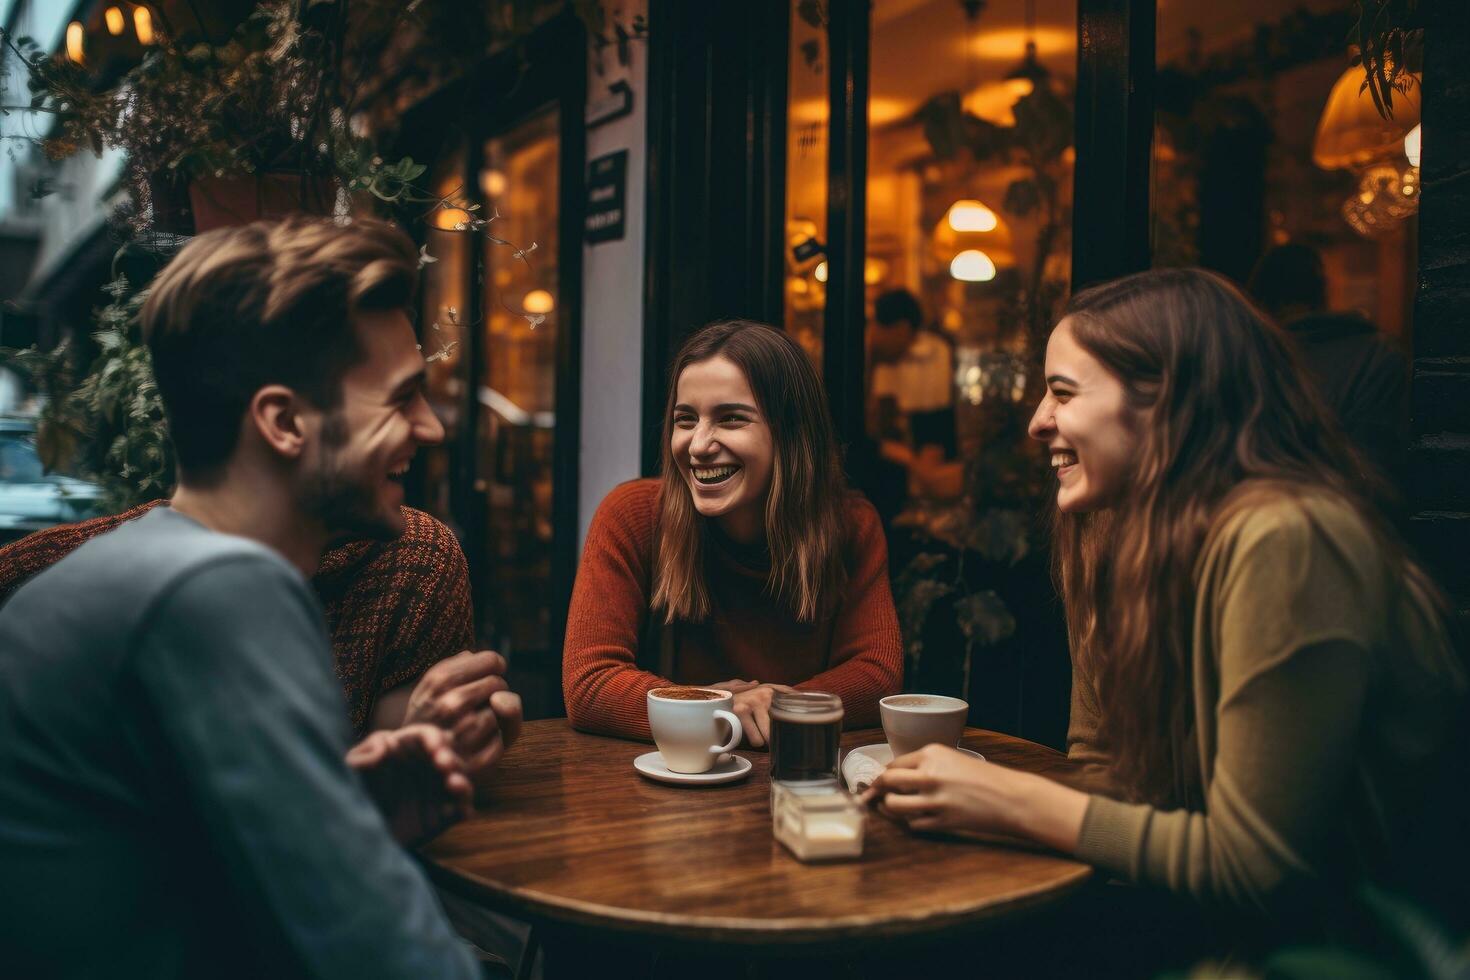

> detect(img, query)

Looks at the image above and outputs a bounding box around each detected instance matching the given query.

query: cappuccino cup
[879,694,968,757]
[647,687,744,773]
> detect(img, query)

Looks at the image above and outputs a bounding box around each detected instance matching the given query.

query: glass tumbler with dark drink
[769,691,843,783]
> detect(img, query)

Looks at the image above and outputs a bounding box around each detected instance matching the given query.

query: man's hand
[403,650,524,789]
[707,681,796,749]
[346,724,473,846]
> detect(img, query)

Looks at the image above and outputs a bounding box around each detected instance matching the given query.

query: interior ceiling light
[951,249,997,282]
[814,261,829,283]
[947,199,998,232]
[105,7,125,35]
[1404,123,1421,168]
[1003,0,1050,98]
[1313,65,1420,171]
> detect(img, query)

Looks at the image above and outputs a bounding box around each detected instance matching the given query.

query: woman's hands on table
[708,679,798,749]
[347,723,474,846]
[859,744,1089,853]
[403,650,525,789]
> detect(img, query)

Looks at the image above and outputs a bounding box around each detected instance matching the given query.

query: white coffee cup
[879,694,969,757]
[646,687,744,773]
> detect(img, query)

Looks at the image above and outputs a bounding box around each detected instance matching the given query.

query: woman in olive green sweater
[864,269,1465,918]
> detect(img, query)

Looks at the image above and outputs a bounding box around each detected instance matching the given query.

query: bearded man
[0,217,517,977]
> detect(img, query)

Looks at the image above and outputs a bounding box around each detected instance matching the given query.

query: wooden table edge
[423,853,1095,946]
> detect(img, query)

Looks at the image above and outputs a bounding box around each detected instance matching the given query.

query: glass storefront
[1151,0,1419,341]
[416,110,566,684]
[478,108,562,661]
[778,0,1079,744]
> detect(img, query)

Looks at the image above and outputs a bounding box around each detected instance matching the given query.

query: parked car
[0,417,105,545]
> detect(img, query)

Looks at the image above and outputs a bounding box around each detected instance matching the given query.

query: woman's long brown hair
[1053,268,1445,806]
[651,320,849,624]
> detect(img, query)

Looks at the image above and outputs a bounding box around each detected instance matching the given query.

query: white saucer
[634,751,753,786]
[848,742,985,766]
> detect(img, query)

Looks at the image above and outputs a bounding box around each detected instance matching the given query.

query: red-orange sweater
[563,479,903,740]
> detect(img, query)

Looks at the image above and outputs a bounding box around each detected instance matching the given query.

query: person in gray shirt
[0,217,519,978]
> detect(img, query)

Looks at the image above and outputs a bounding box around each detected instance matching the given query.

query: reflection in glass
[480,108,560,660]
[419,149,471,528]
[783,1,830,368]
[1151,1,1419,340]
[865,0,1074,496]
[859,0,1076,727]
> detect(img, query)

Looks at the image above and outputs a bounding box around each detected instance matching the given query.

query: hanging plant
[1349,0,1423,120]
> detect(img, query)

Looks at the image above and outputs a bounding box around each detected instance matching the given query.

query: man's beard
[298,412,403,542]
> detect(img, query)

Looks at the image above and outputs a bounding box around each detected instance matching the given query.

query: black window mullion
[822,0,871,455]
[1072,0,1155,288]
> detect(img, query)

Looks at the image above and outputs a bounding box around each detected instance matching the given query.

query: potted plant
[1,1,442,234]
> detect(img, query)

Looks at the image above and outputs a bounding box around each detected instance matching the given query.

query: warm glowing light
[479,169,508,197]
[814,261,828,283]
[134,7,155,45]
[66,21,84,63]
[431,207,471,230]
[947,200,998,232]
[950,250,997,283]
[863,258,888,286]
[522,289,554,315]
[1405,123,1421,168]
[1313,66,1419,170]
[970,27,1073,60]
[1005,77,1034,98]
[866,97,915,126]
[105,6,125,35]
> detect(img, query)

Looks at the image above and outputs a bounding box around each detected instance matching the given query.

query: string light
[134,6,156,46]
[66,21,84,64]
[522,289,555,314]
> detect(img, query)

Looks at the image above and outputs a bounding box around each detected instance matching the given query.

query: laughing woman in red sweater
[563,320,903,745]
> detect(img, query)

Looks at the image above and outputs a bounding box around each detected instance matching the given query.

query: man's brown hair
[141,216,418,480]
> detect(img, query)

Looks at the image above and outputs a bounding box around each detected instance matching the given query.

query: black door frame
[396,12,586,674]
[641,0,790,475]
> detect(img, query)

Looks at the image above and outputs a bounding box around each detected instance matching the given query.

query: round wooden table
[422,719,1092,958]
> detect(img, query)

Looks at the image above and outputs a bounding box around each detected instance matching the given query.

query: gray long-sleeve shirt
[0,507,477,978]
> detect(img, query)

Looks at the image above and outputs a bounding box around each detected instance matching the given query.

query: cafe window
[477,107,562,662]
[862,0,1075,490]
[777,0,1079,745]
[1150,0,1420,342]
[784,1,831,369]
[420,148,472,532]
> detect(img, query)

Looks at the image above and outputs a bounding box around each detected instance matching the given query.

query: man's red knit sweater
[563,479,903,740]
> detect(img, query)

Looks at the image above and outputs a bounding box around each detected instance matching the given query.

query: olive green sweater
[1069,490,1465,912]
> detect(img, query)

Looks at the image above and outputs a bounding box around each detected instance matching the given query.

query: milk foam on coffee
[650,687,725,701]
